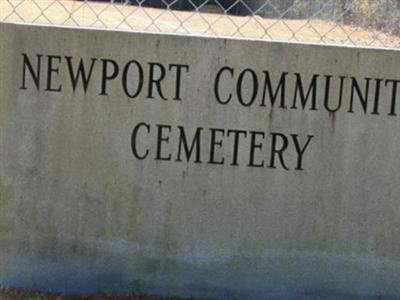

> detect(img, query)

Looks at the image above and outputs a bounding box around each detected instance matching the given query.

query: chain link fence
[1,0,400,48]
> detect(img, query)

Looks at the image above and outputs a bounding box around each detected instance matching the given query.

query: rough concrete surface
[0,22,400,299]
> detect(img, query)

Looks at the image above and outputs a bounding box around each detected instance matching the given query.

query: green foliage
[132,278,144,295]
[30,292,45,300]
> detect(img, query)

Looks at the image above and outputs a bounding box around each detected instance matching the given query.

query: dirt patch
[1,0,399,48]
[0,288,190,300]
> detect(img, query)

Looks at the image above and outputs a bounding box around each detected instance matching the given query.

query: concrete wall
[0,23,400,299]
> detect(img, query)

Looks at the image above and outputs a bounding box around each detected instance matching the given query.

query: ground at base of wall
[0,288,189,300]
[1,0,399,48]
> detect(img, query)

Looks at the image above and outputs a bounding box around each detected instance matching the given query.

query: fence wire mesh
[1,0,400,48]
